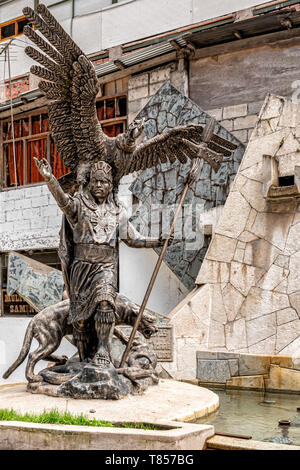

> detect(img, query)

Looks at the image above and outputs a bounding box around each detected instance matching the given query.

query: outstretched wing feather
[23,6,106,171]
[116,125,224,178]
[23,25,67,69]
[212,134,238,150]
[207,141,232,157]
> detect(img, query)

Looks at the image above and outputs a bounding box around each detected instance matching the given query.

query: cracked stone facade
[129,81,245,290]
[162,94,300,379]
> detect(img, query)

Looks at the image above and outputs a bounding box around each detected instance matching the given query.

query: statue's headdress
[90,161,113,183]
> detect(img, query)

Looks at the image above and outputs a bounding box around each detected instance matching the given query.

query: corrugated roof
[94,40,178,76]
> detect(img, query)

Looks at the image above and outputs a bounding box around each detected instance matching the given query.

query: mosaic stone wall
[7,252,64,311]
[130,82,245,290]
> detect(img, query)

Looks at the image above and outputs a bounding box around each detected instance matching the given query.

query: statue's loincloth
[68,244,118,324]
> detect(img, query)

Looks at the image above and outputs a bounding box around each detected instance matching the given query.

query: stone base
[27,359,158,400]
[0,380,219,423]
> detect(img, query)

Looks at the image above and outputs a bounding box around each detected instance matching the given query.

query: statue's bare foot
[91,349,113,369]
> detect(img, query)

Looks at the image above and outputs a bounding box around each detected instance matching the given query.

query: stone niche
[160,93,300,380]
[263,155,300,204]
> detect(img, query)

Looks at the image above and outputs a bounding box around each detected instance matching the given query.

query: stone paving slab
[206,435,300,451]
[0,379,219,423]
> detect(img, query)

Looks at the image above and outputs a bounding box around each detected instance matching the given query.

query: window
[96,94,127,137]
[97,77,128,137]
[0,16,30,42]
[278,175,295,187]
[2,111,69,188]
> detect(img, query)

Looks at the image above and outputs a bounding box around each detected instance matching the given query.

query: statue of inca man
[22,4,237,384]
[34,156,168,368]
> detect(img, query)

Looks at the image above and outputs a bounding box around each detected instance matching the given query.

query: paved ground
[0,379,219,423]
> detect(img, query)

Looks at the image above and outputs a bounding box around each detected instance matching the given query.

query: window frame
[96,91,128,135]
[1,107,51,189]
[0,16,30,43]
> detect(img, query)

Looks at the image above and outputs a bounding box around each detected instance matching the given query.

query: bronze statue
[2,4,237,398]
[2,294,157,384]
[34,157,166,371]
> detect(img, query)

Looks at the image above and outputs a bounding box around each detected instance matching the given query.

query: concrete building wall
[97,0,263,52]
[0,58,191,383]
[0,0,267,79]
[0,316,76,384]
[190,43,300,110]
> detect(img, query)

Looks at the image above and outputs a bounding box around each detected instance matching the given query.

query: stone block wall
[128,62,189,123]
[0,185,61,252]
[205,101,262,147]
[196,351,300,393]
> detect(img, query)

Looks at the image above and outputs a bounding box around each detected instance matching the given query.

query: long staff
[120,118,220,368]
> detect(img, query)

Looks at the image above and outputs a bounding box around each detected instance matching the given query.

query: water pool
[196,388,300,446]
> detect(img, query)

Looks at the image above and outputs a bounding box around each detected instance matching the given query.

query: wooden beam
[0,97,48,119]
[193,26,300,60]
[169,39,182,51]
[114,59,126,70]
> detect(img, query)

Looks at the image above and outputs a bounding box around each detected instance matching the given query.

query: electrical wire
[7,44,18,186]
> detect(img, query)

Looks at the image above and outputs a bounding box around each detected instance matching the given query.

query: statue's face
[89,174,112,202]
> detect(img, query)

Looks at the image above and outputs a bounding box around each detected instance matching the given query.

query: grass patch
[0,408,158,431]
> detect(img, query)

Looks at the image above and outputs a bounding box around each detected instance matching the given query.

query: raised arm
[34,158,77,219]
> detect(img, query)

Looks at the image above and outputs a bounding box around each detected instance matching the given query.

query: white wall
[0,178,187,307]
[119,243,188,316]
[0,0,34,23]
[0,316,76,384]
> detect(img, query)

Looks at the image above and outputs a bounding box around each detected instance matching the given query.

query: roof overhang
[1,1,300,116]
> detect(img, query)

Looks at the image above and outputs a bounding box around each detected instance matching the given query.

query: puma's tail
[2,324,34,379]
